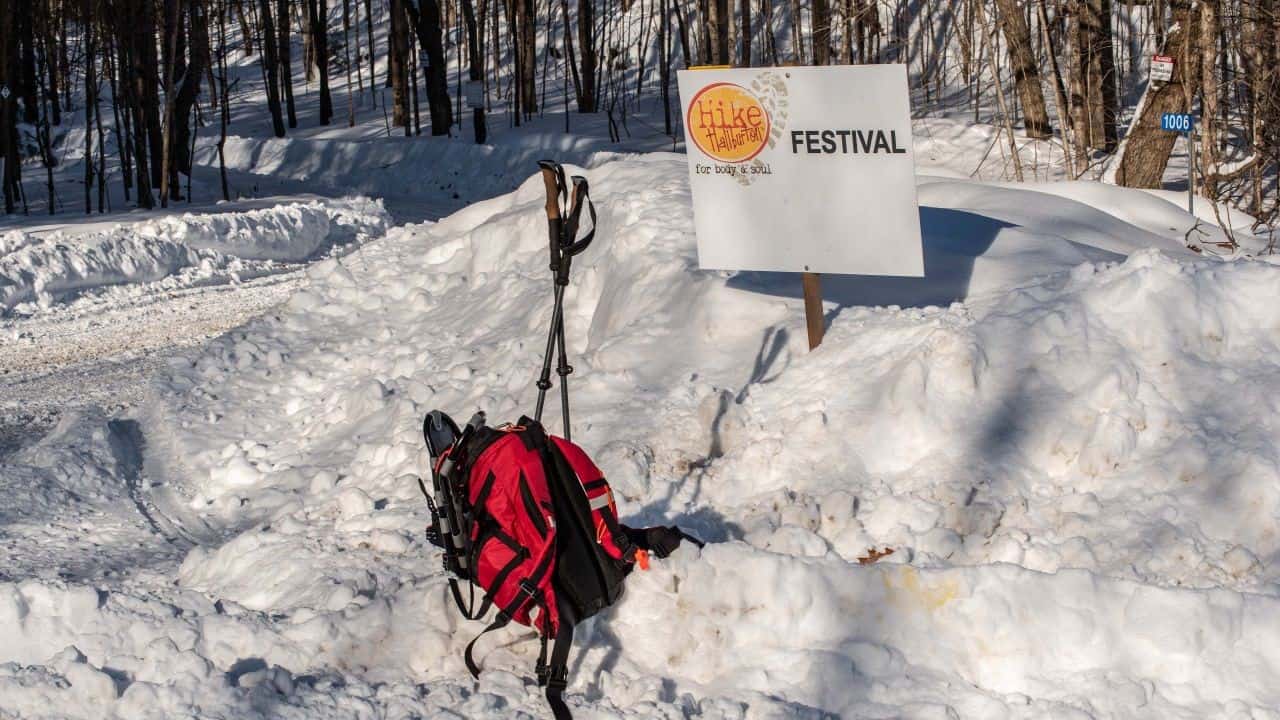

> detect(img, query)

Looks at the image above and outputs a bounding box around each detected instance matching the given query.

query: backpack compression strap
[464,613,511,679]
[541,598,577,720]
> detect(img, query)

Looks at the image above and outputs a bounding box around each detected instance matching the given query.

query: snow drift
[4,154,1280,718]
[0,198,390,314]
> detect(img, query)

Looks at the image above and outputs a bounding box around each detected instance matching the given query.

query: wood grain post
[802,271,824,350]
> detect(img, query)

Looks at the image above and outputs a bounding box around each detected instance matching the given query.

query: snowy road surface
[0,198,391,456]
[4,153,1280,719]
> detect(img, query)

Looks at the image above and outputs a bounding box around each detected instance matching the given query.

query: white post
[1187,129,1195,216]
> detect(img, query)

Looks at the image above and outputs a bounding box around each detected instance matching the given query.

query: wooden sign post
[802,272,824,349]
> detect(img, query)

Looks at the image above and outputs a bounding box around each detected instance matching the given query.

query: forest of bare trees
[0,0,1276,230]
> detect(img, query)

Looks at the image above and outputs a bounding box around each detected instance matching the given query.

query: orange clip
[634,549,651,571]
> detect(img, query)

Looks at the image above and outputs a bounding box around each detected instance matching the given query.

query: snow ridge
[0,197,391,315]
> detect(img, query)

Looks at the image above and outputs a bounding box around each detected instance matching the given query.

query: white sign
[1151,55,1174,83]
[464,81,484,109]
[677,65,923,276]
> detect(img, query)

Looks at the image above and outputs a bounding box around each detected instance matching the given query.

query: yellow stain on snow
[882,566,960,612]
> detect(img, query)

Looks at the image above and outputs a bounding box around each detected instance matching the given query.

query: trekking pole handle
[539,163,562,221]
[537,161,565,273]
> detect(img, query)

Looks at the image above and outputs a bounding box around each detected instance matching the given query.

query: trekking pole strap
[678,529,707,549]
[562,177,596,256]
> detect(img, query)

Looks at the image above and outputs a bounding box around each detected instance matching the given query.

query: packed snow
[4,150,1280,719]
[0,197,390,315]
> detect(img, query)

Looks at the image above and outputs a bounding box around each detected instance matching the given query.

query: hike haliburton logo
[686,82,772,163]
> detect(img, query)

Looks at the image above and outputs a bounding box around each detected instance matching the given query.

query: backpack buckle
[518,578,539,599]
[546,665,568,691]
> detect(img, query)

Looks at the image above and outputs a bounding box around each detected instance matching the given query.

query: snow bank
[0,197,390,314]
[198,132,619,220]
[7,155,1280,718]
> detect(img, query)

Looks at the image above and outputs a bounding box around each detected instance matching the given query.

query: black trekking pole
[533,161,595,440]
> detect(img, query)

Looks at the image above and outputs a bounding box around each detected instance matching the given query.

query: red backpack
[419,411,693,719]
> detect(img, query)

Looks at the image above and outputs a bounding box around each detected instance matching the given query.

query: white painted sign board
[1151,55,1174,83]
[464,81,485,108]
[676,65,923,276]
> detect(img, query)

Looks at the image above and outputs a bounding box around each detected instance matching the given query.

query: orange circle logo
[687,83,771,163]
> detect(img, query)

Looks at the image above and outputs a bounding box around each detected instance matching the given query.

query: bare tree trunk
[108,32,133,202]
[18,0,39,124]
[173,0,209,187]
[1089,0,1118,150]
[160,0,182,206]
[1072,0,1116,152]
[840,0,853,64]
[741,0,752,65]
[364,0,376,103]
[977,0,1024,180]
[460,0,483,79]
[1114,1,1198,187]
[304,2,315,81]
[1198,0,1219,197]
[409,33,421,134]
[1038,0,1078,176]
[236,0,256,54]
[390,0,411,127]
[258,0,289,136]
[661,0,672,129]
[84,0,96,213]
[405,0,455,134]
[994,0,1052,138]
[789,0,803,63]
[714,0,729,63]
[42,4,62,127]
[726,0,737,64]
[812,0,830,64]
[695,0,710,63]
[762,0,777,64]
[1,0,21,213]
[116,0,156,207]
[308,0,334,124]
[133,0,166,191]
[279,0,298,127]
[35,31,57,214]
[218,0,233,200]
[853,0,877,63]
[673,0,691,66]
[579,0,597,111]
[519,0,537,114]
[1067,0,1090,166]
[343,0,355,122]
[559,0,583,103]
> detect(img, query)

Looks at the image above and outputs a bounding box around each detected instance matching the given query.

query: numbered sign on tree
[677,65,923,277]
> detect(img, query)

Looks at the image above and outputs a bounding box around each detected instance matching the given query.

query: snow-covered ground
[3,139,1280,719]
[0,197,393,459]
